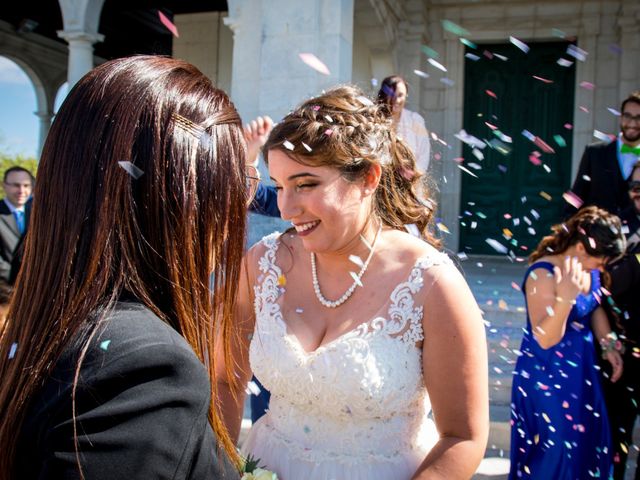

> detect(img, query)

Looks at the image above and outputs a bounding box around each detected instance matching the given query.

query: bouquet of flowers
[240,454,278,480]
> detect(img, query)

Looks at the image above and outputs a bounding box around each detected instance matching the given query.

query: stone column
[35,110,54,156]
[57,0,105,88]
[226,0,354,123]
[56,31,103,87]
[226,0,355,244]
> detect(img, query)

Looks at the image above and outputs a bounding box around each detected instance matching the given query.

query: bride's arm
[412,264,489,480]
[214,251,257,443]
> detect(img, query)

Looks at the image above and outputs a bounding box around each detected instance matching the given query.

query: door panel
[459,41,576,255]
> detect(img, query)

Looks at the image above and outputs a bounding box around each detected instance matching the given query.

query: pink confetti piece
[579,81,595,90]
[532,75,553,84]
[533,137,556,154]
[324,129,333,136]
[564,123,573,130]
[579,105,590,113]
[510,36,530,53]
[485,122,498,130]
[312,105,321,111]
[158,11,179,37]
[298,53,331,75]
[529,154,542,166]
[511,282,521,291]
[562,191,584,209]
[483,50,493,59]
[485,89,497,99]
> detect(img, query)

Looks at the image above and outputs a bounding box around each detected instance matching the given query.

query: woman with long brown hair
[509,206,626,479]
[221,85,489,479]
[0,56,250,478]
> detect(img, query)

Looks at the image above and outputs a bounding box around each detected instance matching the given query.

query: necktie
[620,143,640,155]
[13,210,25,235]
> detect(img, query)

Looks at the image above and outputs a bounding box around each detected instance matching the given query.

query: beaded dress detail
[242,233,453,480]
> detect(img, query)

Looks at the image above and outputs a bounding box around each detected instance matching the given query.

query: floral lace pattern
[247,232,453,466]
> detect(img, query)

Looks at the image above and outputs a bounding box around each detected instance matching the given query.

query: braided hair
[263,85,439,247]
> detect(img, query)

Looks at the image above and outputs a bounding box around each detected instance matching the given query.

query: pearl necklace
[311,227,382,308]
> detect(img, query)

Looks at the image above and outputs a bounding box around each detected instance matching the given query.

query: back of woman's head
[376,75,407,116]
[0,55,247,471]
[263,84,439,246]
[530,206,626,262]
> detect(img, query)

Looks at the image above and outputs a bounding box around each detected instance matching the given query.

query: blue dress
[509,261,612,479]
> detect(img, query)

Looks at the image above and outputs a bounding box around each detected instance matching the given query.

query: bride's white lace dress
[242,233,452,480]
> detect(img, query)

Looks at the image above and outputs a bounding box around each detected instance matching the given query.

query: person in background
[377,75,431,172]
[565,91,640,218]
[509,207,626,479]
[602,160,640,480]
[0,167,34,283]
[244,114,279,423]
[0,56,250,479]
[0,279,12,331]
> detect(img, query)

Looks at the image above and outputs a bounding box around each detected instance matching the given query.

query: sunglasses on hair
[629,180,640,193]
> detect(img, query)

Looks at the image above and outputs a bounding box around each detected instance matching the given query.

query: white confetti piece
[458,165,478,178]
[117,161,144,179]
[465,53,481,61]
[100,340,111,351]
[546,306,555,316]
[356,95,373,106]
[509,36,530,53]
[298,53,330,75]
[413,69,430,79]
[457,252,468,260]
[486,238,508,254]
[295,308,304,314]
[302,142,312,152]
[440,78,455,86]
[427,58,447,72]
[246,381,261,396]
[283,140,295,151]
[607,107,621,116]
[349,255,364,268]
[493,53,508,61]
[567,44,588,61]
[593,130,613,142]
[349,271,363,287]
[557,58,573,67]
[455,129,486,149]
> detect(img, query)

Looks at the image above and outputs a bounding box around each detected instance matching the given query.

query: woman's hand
[244,116,274,166]
[553,256,589,303]
[604,349,623,383]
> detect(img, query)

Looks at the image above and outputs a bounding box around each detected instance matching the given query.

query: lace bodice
[248,232,453,465]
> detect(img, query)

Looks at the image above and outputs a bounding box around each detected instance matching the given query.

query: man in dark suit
[602,161,640,480]
[565,91,640,218]
[0,166,34,283]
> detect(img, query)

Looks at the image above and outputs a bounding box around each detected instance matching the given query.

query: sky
[0,56,67,159]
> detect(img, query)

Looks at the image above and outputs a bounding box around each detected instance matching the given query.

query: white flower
[241,468,278,480]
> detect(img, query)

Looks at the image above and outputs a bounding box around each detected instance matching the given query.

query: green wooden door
[459,41,576,256]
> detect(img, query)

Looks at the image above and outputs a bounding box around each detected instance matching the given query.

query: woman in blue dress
[510,206,626,479]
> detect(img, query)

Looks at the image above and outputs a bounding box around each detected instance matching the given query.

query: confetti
[437,222,451,234]
[486,238,508,254]
[295,308,304,314]
[465,53,481,61]
[349,271,364,287]
[579,105,590,113]
[546,306,555,316]
[440,78,455,86]
[421,45,440,58]
[564,123,573,130]
[158,11,179,37]
[302,142,312,152]
[349,255,364,268]
[493,53,508,61]
[552,28,566,38]
[509,36,530,53]
[532,75,553,84]
[356,96,373,106]
[521,129,535,142]
[607,107,621,116]
[593,130,614,142]
[8,342,17,359]
[511,282,521,291]
[498,299,508,310]
[533,136,556,154]
[609,44,622,55]
[324,129,333,136]
[118,161,144,179]
[442,19,470,37]
[458,165,478,178]
[246,380,261,396]
[457,252,468,260]
[540,191,552,201]
[553,135,566,147]
[557,58,573,67]
[567,44,588,61]
[413,69,429,79]
[579,81,595,90]
[283,140,295,151]
[100,340,111,351]
[460,38,477,49]
[562,191,583,209]
[485,89,497,99]
[298,53,331,75]
[427,58,447,72]
[455,129,485,149]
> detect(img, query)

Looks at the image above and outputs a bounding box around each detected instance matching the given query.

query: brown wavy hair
[529,206,625,263]
[376,75,408,117]
[263,85,439,247]
[0,56,248,475]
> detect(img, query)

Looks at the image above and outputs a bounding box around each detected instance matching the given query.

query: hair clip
[171,112,206,139]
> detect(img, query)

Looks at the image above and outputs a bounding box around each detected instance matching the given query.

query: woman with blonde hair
[221,85,489,479]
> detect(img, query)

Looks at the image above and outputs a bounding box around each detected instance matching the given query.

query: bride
[218,86,489,479]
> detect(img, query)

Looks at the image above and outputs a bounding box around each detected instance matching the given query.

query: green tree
[0,151,38,182]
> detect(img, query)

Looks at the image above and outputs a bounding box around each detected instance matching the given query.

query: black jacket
[564,141,630,218]
[16,302,239,479]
